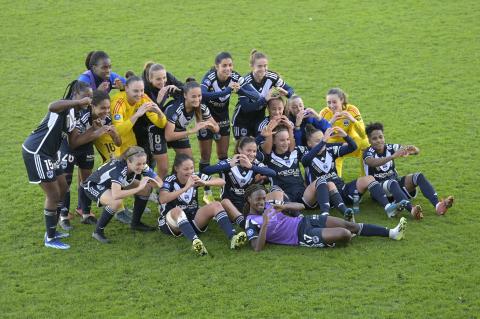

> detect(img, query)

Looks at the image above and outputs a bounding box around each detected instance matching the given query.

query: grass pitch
[0,1,479,318]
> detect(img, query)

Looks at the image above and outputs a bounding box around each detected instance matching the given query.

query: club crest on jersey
[46,170,54,179]
[97,185,105,191]
[114,114,121,120]
[343,119,350,126]
[247,229,254,237]
[240,128,247,136]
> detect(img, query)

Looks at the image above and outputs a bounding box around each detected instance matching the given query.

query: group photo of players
[22,49,455,255]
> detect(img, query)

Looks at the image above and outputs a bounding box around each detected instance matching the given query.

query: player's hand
[78,96,92,108]
[333,126,347,137]
[295,108,305,127]
[340,111,356,122]
[393,148,409,158]
[263,206,277,224]
[272,203,286,211]
[229,82,240,93]
[276,87,289,96]
[238,154,252,169]
[184,175,196,190]
[323,127,335,141]
[405,145,418,155]
[147,177,162,188]
[192,121,209,133]
[112,78,125,91]
[230,154,240,167]
[98,81,110,91]
[192,175,207,187]
[304,108,318,119]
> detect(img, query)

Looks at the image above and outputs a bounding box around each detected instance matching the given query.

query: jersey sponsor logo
[271,151,298,168]
[114,114,121,120]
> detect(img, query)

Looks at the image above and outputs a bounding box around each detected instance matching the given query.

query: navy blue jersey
[363,143,402,182]
[201,69,242,117]
[22,108,76,157]
[258,146,308,193]
[232,70,294,126]
[85,158,156,190]
[302,137,357,184]
[160,173,211,220]
[165,101,211,133]
[255,116,295,144]
[203,158,276,205]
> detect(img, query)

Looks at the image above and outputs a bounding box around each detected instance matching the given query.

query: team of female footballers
[22,49,454,254]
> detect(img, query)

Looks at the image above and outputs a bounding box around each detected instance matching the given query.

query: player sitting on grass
[302,124,408,220]
[158,154,247,256]
[363,122,454,219]
[243,184,407,252]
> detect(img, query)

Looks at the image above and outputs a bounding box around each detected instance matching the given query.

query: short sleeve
[245,218,261,240]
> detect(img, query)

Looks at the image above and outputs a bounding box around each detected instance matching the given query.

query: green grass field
[1,0,479,318]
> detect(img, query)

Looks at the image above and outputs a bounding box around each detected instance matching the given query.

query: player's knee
[169,207,185,221]
[339,228,353,241]
[209,201,224,213]
[326,181,336,191]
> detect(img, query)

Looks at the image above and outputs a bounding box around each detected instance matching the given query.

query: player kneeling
[158,154,247,256]
[244,184,407,252]
[82,146,162,243]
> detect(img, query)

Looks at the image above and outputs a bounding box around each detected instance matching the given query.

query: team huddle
[22,50,454,255]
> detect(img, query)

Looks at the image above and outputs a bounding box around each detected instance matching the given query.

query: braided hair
[242,184,266,216]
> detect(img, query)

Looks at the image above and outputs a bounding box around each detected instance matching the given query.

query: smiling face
[215,58,233,81]
[175,159,195,184]
[150,68,167,90]
[238,142,257,162]
[252,57,268,81]
[268,98,285,118]
[92,58,112,80]
[368,129,386,153]
[92,98,110,120]
[127,154,147,175]
[288,98,304,116]
[273,130,290,154]
[326,93,343,113]
[307,131,324,148]
[125,80,144,104]
[248,189,267,214]
[184,87,202,109]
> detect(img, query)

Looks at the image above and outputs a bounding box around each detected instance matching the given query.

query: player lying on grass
[158,154,247,256]
[22,82,94,249]
[363,122,454,219]
[302,124,409,220]
[82,146,163,243]
[203,136,280,229]
[244,184,407,252]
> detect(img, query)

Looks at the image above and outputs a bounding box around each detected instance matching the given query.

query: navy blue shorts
[148,125,168,155]
[197,118,230,141]
[59,142,95,173]
[232,120,261,140]
[167,137,191,150]
[82,181,108,206]
[297,215,329,248]
[23,149,63,183]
